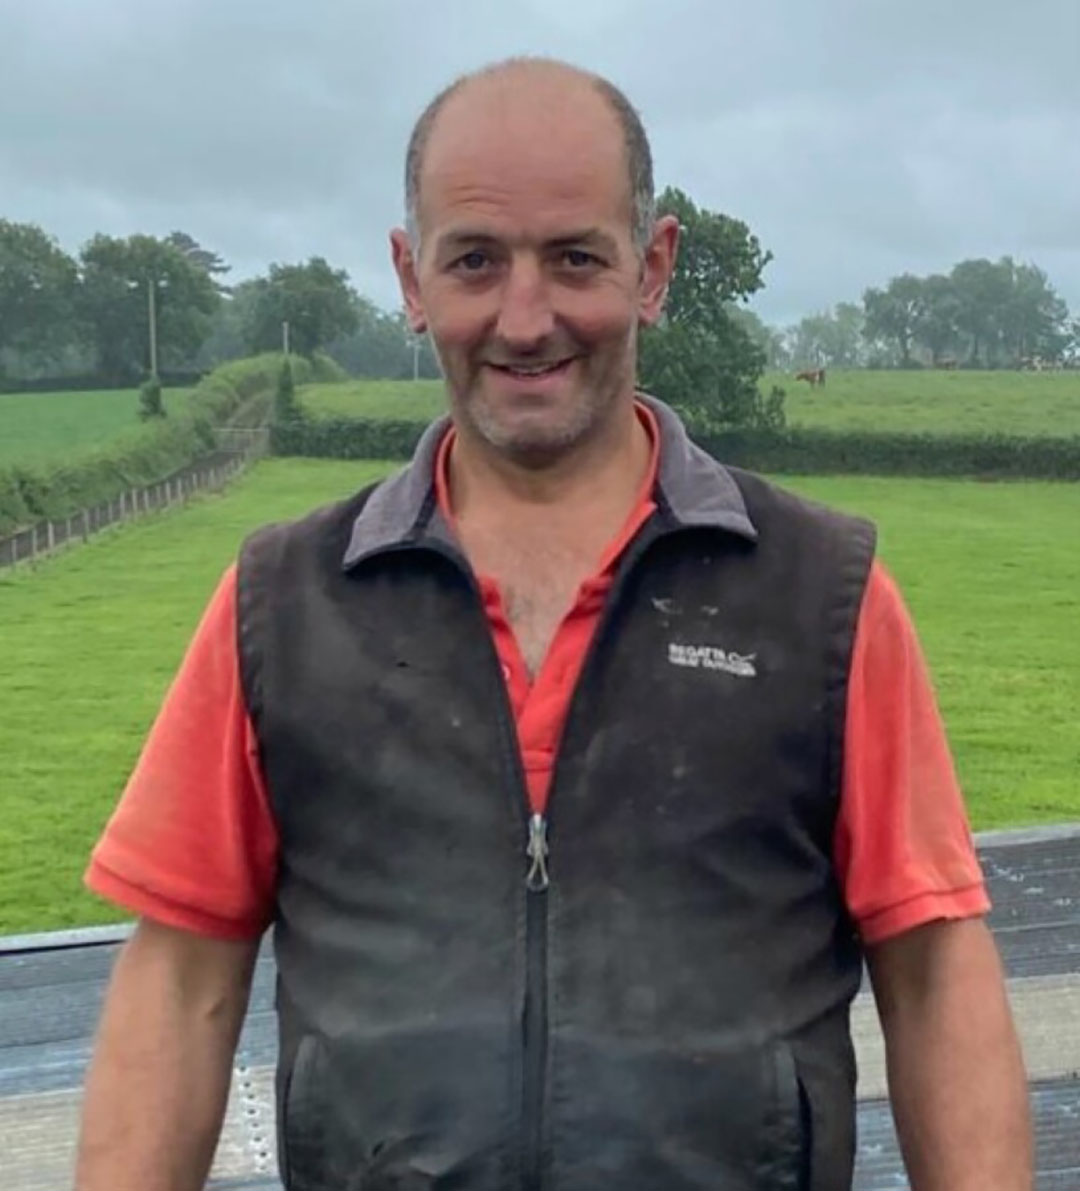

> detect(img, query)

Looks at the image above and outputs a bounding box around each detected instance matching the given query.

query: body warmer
[237,399,876,1191]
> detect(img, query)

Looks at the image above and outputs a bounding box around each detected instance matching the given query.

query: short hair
[404,58,656,253]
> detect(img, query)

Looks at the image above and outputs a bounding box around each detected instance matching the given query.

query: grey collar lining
[341,394,757,570]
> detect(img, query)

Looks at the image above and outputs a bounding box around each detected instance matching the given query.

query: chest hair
[471,535,599,677]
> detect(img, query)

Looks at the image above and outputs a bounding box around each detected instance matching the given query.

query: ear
[637,214,680,327]
[390,229,427,333]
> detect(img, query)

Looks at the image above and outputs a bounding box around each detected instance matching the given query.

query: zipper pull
[525,813,550,892]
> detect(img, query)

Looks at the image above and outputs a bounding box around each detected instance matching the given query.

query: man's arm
[75,917,260,1191]
[866,917,1033,1191]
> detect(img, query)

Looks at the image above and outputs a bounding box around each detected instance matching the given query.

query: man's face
[392,74,676,463]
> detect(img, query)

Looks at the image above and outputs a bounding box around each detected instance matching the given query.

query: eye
[453,250,490,273]
[563,249,599,268]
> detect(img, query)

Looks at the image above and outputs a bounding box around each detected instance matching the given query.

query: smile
[489,360,574,378]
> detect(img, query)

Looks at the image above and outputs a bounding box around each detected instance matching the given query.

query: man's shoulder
[723,464,875,542]
[239,477,384,576]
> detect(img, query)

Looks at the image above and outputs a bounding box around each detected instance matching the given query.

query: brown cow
[795,368,827,388]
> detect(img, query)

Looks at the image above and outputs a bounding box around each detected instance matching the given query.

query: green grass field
[302,379,446,421]
[1,459,1077,933]
[775,369,1080,436]
[0,386,192,467]
[301,370,1080,438]
[0,459,388,934]
[5,370,1076,478]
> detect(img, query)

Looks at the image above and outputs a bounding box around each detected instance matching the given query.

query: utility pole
[147,278,159,379]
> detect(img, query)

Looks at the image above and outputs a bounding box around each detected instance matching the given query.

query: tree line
[754,260,1078,371]
[0,220,440,386]
[0,198,775,428]
[4,207,1075,435]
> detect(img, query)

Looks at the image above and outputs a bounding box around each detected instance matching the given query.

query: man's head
[391,58,678,465]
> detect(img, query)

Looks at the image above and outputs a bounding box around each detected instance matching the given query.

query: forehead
[418,77,632,240]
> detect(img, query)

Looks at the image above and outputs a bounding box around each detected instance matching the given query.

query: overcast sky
[3,0,1078,327]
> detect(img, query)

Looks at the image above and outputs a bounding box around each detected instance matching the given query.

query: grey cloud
[2,0,1077,323]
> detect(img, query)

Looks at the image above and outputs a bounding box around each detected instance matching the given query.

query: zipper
[518,524,668,1190]
[417,542,549,1190]
[525,814,550,892]
[522,863,549,1191]
[404,530,666,1191]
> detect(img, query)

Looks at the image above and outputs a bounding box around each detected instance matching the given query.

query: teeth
[505,362,564,376]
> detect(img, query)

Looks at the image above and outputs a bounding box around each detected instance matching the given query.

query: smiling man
[77,58,1031,1191]
[393,66,661,473]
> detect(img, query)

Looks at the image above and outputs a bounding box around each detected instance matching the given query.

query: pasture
[777,368,1080,436]
[300,370,1080,438]
[1,458,1077,934]
[0,386,192,467]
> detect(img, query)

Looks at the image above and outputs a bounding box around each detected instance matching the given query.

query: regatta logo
[668,642,758,678]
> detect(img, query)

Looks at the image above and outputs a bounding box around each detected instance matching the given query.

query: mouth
[486,358,576,383]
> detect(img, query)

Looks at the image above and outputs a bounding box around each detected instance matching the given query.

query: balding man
[77,59,1031,1191]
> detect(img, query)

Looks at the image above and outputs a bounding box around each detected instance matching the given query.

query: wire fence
[0,427,270,571]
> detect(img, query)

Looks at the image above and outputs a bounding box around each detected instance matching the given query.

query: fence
[0,430,269,571]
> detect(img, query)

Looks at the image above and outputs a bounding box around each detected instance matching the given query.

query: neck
[447,398,649,527]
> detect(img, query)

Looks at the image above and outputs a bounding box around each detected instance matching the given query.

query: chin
[475,408,595,462]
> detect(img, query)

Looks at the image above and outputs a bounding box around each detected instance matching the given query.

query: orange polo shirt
[86,408,988,945]
[436,417,662,819]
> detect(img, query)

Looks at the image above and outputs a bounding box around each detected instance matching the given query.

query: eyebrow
[435,228,620,257]
[547,230,620,257]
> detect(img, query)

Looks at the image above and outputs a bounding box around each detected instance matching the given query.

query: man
[77,58,1032,1191]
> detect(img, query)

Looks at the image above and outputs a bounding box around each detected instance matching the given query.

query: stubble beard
[469,385,605,466]
[440,340,639,469]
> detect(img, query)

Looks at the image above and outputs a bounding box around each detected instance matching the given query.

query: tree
[726,305,789,371]
[0,220,81,372]
[325,298,441,379]
[787,313,830,368]
[245,257,359,359]
[1002,259,1071,365]
[274,358,303,423]
[79,234,220,380]
[859,258,1072,369]
[165,231,231,295]
[638,188,777,428]
[831,303,865,367]
[138,376,166,420]
[949,258,1014,368]
[862,274,924,367]
[1067,319,1080,366]
[789,304,865,369]
[194,279,259,369]
[912,274,962,366]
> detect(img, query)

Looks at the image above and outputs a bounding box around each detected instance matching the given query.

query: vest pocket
[281,1034,327,1191]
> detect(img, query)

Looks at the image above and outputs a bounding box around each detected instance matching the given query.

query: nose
[494,254,556,349]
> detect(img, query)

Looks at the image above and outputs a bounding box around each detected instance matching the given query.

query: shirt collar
[341,393,758,570]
